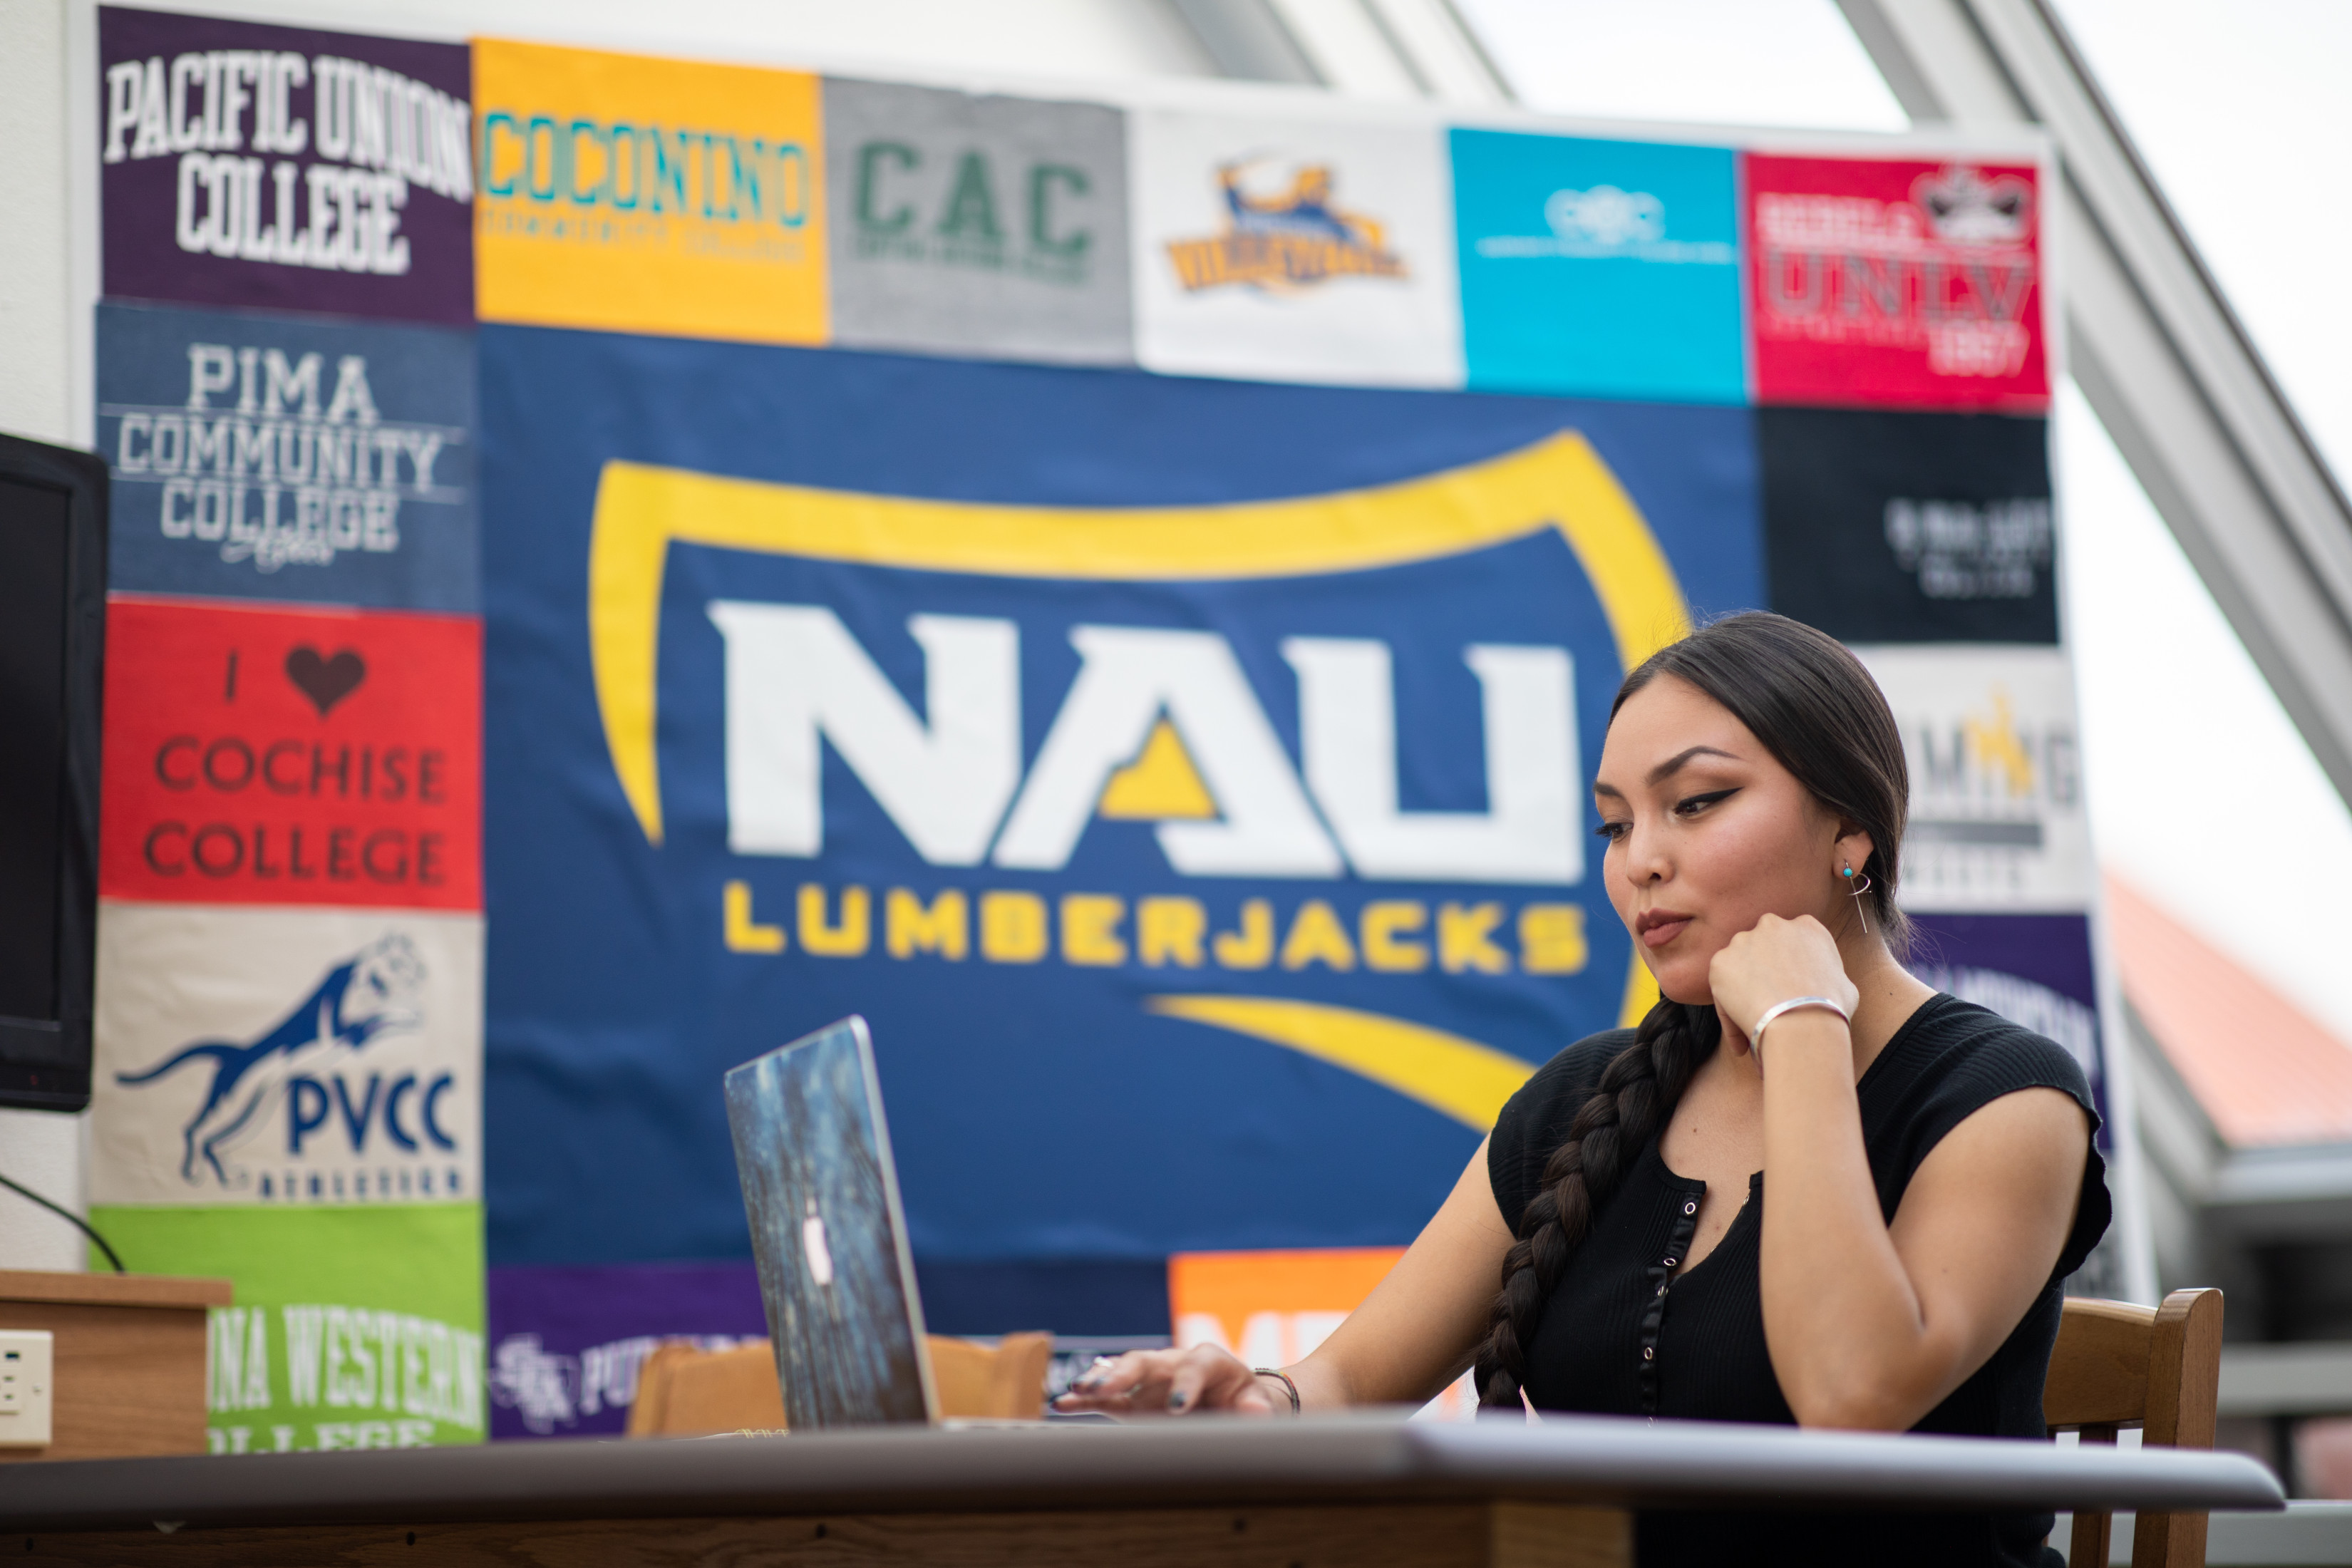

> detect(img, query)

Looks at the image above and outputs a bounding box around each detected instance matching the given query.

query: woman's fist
[1708,912,1858,1053]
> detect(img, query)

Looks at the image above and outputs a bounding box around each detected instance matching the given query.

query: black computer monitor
[0,431,108,1112]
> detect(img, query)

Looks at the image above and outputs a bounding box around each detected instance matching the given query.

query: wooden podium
[0,1270,230,1463]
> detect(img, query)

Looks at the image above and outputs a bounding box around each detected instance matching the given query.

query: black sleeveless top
[1487,994,2111,1568]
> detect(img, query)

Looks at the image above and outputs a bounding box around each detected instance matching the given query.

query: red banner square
[100,596,480,911]
[1745,153,2049,411]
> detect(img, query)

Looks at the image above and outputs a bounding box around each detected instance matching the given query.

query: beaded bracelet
[1252,1366,1301,1415]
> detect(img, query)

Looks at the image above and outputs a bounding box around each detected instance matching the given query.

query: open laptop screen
[725,1016,937,1428]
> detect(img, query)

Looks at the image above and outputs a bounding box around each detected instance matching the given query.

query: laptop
[723,1015,939,1428]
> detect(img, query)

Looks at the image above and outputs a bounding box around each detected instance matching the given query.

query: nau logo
[1166,159,1405,292]
[588,433,1691,1123]
[113,933,460,1195]
[706,607,1579,884]
[589,431,1688,861]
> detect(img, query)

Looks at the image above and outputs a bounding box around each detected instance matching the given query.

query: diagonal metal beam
[1839,0,2352,811]
[1167,0,1324,84]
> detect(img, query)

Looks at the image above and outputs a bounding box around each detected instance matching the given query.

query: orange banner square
[1167,1247,1405,1367]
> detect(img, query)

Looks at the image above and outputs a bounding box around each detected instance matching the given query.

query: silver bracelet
[1252,1366,1301,1415]
[1748,996,1850,1071]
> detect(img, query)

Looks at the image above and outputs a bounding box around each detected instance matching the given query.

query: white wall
[0,0,87,1272]
[40,0,1222,80]
[0,0,72,445]
[0,1111,88,1272]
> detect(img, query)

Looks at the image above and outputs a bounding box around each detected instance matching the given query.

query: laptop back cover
[724,1015,936,1428]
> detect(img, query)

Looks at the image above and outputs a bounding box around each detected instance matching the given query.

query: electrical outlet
[0,1331,53,1448]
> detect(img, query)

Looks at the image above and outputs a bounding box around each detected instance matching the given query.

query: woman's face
[1592,674,1874,1004]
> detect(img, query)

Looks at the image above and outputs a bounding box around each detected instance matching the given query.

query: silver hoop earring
[1840,862,1872,934]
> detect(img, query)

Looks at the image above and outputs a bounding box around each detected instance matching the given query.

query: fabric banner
[98,597,481,911]
[1743,153,2049,411]
[1759,408,2054,645]
[98,6,474,325]
[822,78,1131,366]
[1169,1246,1476,1419]
[1908,912,2105,1126]
[1451,130,1743,404]
[87,1202,485,1452]
[1128,109,1461,386]
[470,41,827,346]
[82,12,2134,1424]
[1850,644,2090,913]
[484,1262,765,1439]
[480,326,1760,1320]
[90,900,483,1207]
[1905,910,2126,1296]
[96,301,480,612]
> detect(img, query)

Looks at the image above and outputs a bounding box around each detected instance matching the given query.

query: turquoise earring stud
[1840,861,1872,933]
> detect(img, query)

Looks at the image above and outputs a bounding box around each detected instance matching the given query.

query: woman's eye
[1594,820,1630,842]
[1673,788,1738,817]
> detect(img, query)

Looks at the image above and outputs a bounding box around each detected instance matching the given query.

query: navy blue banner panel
[478,326,1763,1311]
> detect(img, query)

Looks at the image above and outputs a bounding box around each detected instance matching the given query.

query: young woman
[1056,612,2109,1568]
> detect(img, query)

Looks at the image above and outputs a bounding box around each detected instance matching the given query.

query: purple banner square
[485,1262,766,1440]
[100,6,473,325]
[1908,911,2110,1142]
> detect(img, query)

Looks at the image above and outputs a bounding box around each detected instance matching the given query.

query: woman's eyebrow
[1646,745,1741,786]
[1594,744,1741,801]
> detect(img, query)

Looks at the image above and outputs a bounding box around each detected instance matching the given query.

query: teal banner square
[1453,130,1746,404]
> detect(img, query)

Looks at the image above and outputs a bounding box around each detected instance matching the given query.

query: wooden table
[0,1413,2284,1567]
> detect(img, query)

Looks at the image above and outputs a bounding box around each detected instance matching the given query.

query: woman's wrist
[1252,1366,1302,1415]
[1749,996,1850,1071]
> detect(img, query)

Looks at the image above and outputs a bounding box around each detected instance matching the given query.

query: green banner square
[91,1203,485,1453]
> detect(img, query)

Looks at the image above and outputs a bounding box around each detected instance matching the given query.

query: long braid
[1474,999,1721,1408]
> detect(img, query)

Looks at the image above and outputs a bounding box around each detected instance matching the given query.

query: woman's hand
[1050,1344,1282,1418]
[1708,912,1858,1054]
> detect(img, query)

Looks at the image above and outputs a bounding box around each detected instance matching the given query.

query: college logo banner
[822,78,1131,366]
[1852,645,2089,913]
[1905,909,2122,1295]
[1129,110,1461,386]
[1744,153,2048,411]
[86,1202,486,1450]
[98,6,474,325]
[471,40,826,346]
[1759,408,2055,644]
[484,1262,764,1439]
[480,329,1760,1298]
[1452,130,1743,403]
[100,597,481,910]
[97,301,479,611]
[91,902,483,1207]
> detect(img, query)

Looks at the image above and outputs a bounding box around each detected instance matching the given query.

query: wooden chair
[2044,1289,2224,1568]
[625,1332,1055,1435]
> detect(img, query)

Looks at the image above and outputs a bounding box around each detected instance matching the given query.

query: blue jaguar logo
[115,933,425,1187]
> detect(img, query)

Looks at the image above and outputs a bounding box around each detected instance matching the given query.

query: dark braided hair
[1473,612,1912,1409]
